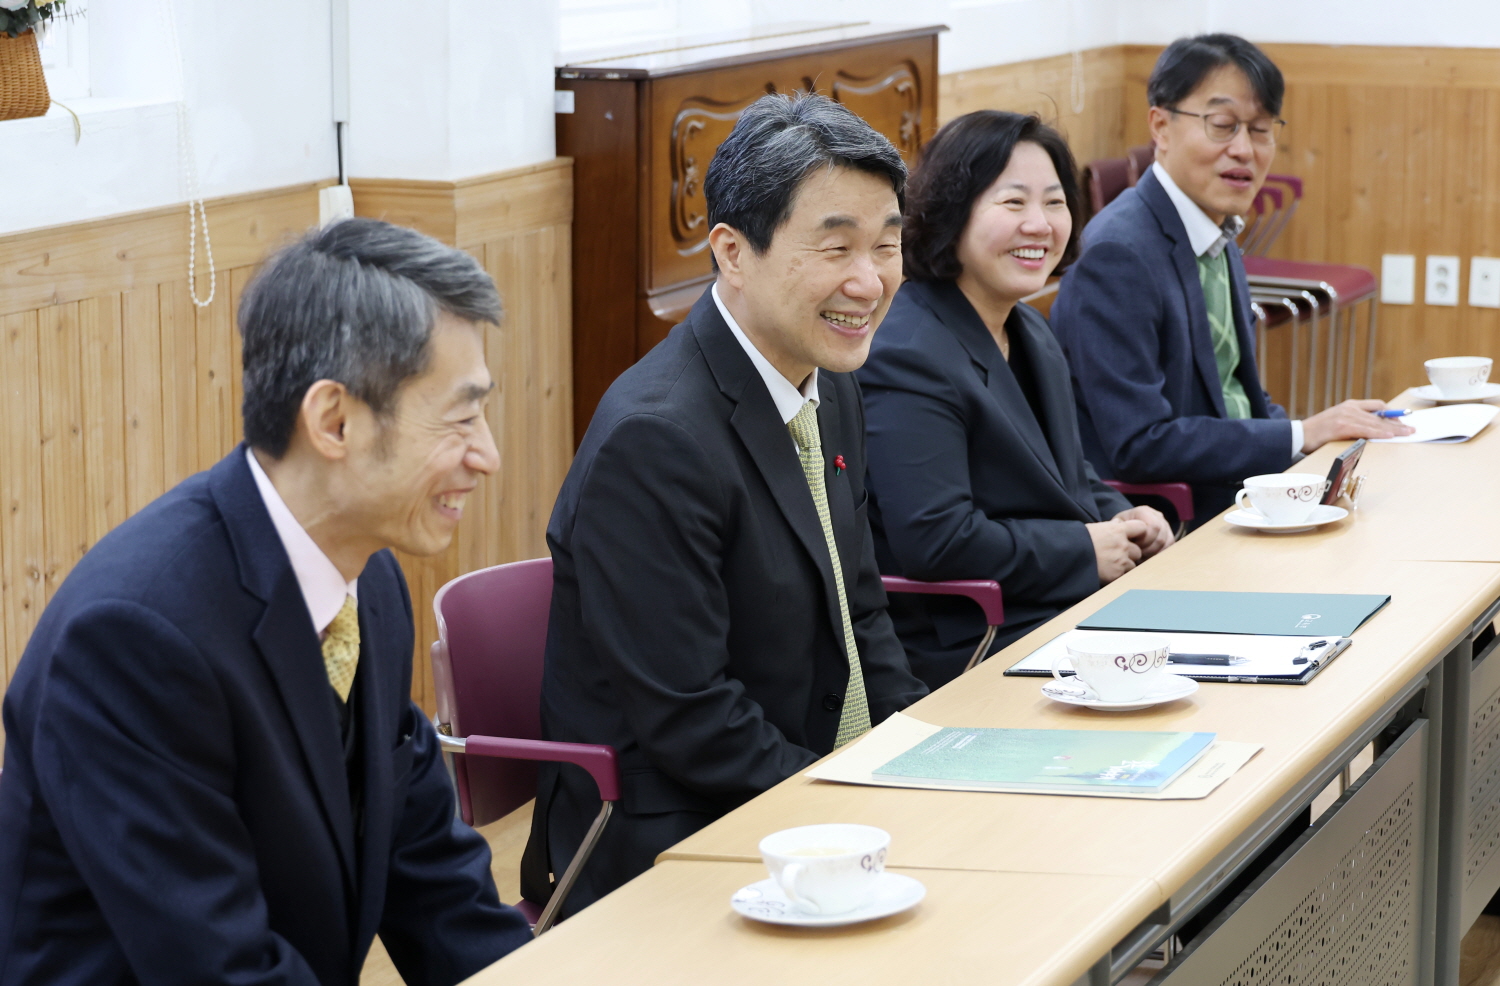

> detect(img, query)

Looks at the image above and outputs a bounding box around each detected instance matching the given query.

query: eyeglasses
[1167,108,1285,147]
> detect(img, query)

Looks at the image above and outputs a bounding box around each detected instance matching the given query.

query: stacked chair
[1084,146,1380,417]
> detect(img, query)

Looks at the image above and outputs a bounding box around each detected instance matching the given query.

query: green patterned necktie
[787,400,871,747]
[1197,250,1252,420]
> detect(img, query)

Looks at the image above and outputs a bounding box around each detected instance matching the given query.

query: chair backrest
[1125,143,1154,185]
[1084,157,1132,219]
[432,557,554,826]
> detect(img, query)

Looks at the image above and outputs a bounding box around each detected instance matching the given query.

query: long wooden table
[467,390,1500,986]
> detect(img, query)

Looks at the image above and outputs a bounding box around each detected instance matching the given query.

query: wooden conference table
[467,389,1500,986]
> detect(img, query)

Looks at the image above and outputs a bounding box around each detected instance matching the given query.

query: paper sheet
[806,713,1262,800]
[1008,629,1346,679]
[1370,403,1498,443]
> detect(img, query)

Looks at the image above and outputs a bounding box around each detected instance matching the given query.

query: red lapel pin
[833,455,846,475]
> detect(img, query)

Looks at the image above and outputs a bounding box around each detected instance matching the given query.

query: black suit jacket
[0,448,529,986]
[525,290,927,915]
[856,281,1133,687]
[1051,167,1291,519]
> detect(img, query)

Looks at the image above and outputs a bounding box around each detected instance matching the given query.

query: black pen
[1167,653,1247,666]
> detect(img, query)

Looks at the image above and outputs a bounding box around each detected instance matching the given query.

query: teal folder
[1077,589,1390,638]
[871,727,1217,794]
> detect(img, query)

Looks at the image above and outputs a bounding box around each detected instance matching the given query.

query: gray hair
[704,92,907,270]
[238,218,501,458]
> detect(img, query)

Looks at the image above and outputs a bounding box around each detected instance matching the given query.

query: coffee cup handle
[1235,488,1254,512]
[777,863,819,914]
[1051,652,1073,680]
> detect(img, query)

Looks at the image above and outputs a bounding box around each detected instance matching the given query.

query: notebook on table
[1076,589,1389,638]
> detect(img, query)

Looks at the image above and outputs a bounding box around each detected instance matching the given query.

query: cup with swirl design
[1234,472,1330,525]
[1053,633,1170,703]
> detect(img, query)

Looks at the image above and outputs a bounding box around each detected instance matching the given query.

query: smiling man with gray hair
[0,218,531,985]
[523,92,928,916]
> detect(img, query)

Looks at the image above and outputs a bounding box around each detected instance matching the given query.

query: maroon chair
[430,557,619,936]
[1125,143,1155,185]
[1103,480,1195,538]
[1243,257,1378,404]
[881,576,1003,673]
[1084,157,1132,220]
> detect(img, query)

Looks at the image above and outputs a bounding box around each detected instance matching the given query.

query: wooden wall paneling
[229,267,251,447]
[1,311,44,692]
[158,279,200,489]
[79,295,127,547]
[195,269,237,469]
[37,303,87,603]
[352,160,575,715]
[122,286,166,516]
[0,183,325,318]
[937,46,1128,166]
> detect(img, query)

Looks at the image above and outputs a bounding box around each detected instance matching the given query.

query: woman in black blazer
[858,112,1176,689]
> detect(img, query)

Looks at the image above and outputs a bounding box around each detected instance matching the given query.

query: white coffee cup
[758,823,889,915]
[1235,472,1329,525]
[1052,633,1170,703]
[1425,356,1493,399]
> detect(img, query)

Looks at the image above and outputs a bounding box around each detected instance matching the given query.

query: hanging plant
[0,0,70,121]
[0,0,67,39]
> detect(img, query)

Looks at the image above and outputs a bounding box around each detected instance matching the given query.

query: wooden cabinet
[557,23,944,444]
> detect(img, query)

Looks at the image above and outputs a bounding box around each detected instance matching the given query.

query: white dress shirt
[246,447,358,638]
[712,283,819,435]
[1152,162,1303,458]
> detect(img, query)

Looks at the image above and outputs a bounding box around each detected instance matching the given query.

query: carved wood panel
[648,36,938,293]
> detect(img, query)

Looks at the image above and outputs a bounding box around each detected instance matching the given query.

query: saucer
[1041,674,1199,712]
[730,872,926,927]
[1413,383,1500,404]
[1225,504,1348,534]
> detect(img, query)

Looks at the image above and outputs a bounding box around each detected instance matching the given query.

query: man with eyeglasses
[1053,34,1410,524]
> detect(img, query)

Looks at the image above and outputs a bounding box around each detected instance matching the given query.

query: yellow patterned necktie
[787,400,871,747]
[322,595,360,702]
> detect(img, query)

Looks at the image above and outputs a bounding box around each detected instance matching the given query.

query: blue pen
[1374,409,1412,418]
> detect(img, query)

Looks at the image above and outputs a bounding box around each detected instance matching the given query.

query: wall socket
[1426,255,1461,306]
[1381,255,1415,304]
[1471,257,1500,308]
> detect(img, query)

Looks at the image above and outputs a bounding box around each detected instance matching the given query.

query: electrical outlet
[318,185,354,227]
[1381,255,1415,304]
[1471,257,1500,308]
[1426,255,1460,306]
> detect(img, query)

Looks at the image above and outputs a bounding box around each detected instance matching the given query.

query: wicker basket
[0,29,50,121]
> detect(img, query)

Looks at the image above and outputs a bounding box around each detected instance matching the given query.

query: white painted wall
[5,0,1496,235]
[3,0,561,234]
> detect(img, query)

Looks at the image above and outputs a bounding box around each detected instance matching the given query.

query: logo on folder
[1296,613,1323,629]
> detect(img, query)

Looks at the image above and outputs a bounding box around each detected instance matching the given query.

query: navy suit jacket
[525,290,927,916]
[0,448,529,986]
[857,281,1132,687]
[1051,168,1292,519]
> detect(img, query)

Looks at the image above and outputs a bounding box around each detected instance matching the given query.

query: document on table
[1004,629,1350,682]
[806,713,1261,800]
[1371,403,1499,443]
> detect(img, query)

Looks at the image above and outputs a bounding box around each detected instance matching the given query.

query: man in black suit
[524,93,928,915]
[1052,34,1409,520]
[0,220,531,985]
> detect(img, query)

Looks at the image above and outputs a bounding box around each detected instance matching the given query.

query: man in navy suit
[1052,34,1410,520]
[0,220,531,984]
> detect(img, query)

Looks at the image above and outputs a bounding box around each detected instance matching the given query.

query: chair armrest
[880,576,1004,627]
[1103,480,1195,523]
[445,735,621,802]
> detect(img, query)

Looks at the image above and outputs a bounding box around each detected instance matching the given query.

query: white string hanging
[160,0,215,308]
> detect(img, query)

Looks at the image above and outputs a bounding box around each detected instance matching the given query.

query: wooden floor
[359,802,534,986]
[361,796,1500,985]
